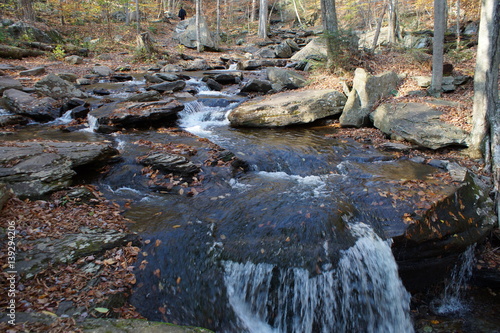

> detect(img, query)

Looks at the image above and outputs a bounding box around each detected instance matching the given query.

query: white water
[224,223,414,333]
[178,100,231,137]
[49,110,73,125]
[435,245,476,314]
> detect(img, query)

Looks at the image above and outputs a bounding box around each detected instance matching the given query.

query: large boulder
[0,141,118,198]
[228,89,346,127]
[89,99,184,132]
[2,88,60,121]
[290,38,327,61]
[34,73,87,100]
[240,79,273,93]
[370,102,469,149]
[6,21,63,44]
[339,68,401,128]
[173,17,218,51]
[266,67,307,90]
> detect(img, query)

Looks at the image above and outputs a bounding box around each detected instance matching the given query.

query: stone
[57,73,79,83]
[0,76,23,94]
[19,66,46,76]
[370,102,468,150]
[147,80,186,93]
[80,318,214,332]
[65,55,83,64]
[206,78,223,91]
[229,89,346,127]
[125,91,161,102]
[240,79,273,93]
[139,152,200,176]
[34,73,87,99]
[0,141,119,198]
[290,38,327,62]
[0,183,12,211]
[156,73,182,81]
[92,65,114,77]
[0,114,29,127]
[339,68,401,128]
[76,78,92,85]
[274,42,293,58]
[145,74,165,84]
[7,21,63,44]
[255,46,277,58]
[161,64,183,72]
[173,16,218,51]
[237,59,287,70]
[266,67,307,90]
[414,76,432,88]
[185,59,209,71]
[89,99,184,132]
[2,88,60,121]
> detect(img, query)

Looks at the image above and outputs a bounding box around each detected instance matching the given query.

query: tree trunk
[430,0,447,95]
[470,0,500,226]
[251,0,256,22]
[196,0,202,51]
[320,0,339,68]
[0,45,44,59]
[136,0,141,34]
[258,0,268,39]
[19,0,36,22]
[388,0,398,44]
[136,32,156,54]
[456,0,461,48]
[217,0,221,37]
[371,1,388,52]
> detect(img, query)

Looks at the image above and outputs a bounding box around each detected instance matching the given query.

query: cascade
[223,223,414,333]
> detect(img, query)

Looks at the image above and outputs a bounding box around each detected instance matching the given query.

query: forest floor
[1,19,499,332]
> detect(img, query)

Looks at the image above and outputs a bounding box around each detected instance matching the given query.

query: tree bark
[470,0,500,226]
[19,0,36,22]
[258,0,268,39]
[320,0,339,68]
[371,1,388,52]
[388,0,398,44]
[430,0,447,95]
[196,0,202,51]
[0,45,44,59]
[136,32,156,54]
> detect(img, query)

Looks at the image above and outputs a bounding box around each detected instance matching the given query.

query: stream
[4,71,497,332]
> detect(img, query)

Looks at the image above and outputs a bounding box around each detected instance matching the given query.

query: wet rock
[70,105,90,119]
[34,73,87,99]
[89,99,184,131]
[111,73,134,82]
[2,88,60,121]
[125,91,161,102]
[0,114,29,127]
[206,78,223,91]
[229,89,346,127]
[237,59,287,70]
[240,79,273,93]
[139,152,200,176]
[147,80,186,93]
[0,141,119,198]
[19,66,46,76]
[144,74,165,84]
[340,68,401,128]
[371,102,468,149]
[0,76,23,94]
[206,73,242,85]
[266,67,307,90]
[156,73,182,81]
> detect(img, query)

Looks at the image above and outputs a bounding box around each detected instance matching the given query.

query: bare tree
[371,1,388,52]
[430,0,447,95]
[388,0,398,44]
[196,0,202,51]
[470,0,500,170]
[320,0,339,68]
[258,0,268,39]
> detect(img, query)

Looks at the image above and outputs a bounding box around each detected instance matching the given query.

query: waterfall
[434,245,476,314]
[223,223,414,333]
[85,114,98,132]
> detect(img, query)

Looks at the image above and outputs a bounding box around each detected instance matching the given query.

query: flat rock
[2,88,60,121]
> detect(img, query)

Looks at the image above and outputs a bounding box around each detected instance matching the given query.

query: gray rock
[240,79,273,93]
[371,102,468,149]
[65,55,84,65]
[290,38,327,62]
[206,78,223,91]
[229,89,346,127]
[0,76,23,94]
[237,59,287,70]
[0,114,29,127]
[144,74,165,84]
[185,58,209,71]
[19,66,46,76]
[255,46,277,58]
[414,76,432,88]
[34,73,87,99]
[155,73,182,81]
[77,78,92,85]
[2,88,60,121]
[161,64,183,72]
[7,21,62,44]
[57,73,79,83]
[0,141,119,198]
[140,152,200,175]
[339,68,401,128]
[274,42,293,58]
[285,39,301,51]
[125,91,161,102]
[0,183,12,211]
[266,67,307,90]
[89,99,184,131]
[17,230,132,279]
[207,73,242,85]
[147,80,186,93]
[173,16,218,51]
[92,65,114,77]
[80,318,213,333]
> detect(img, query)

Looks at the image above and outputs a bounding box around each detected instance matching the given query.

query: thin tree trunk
[251,0,256,22]
[371,2,387,52]
[430,0,446,95]
[19,0,36,22]
[320,0,339,68]
[196,0,201,51]
[456,0,461,48]
[388,0,398,44]
[258,0,268,39]
[292,0,302,26]
[217,0,221,37]
[136,0,141,34]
